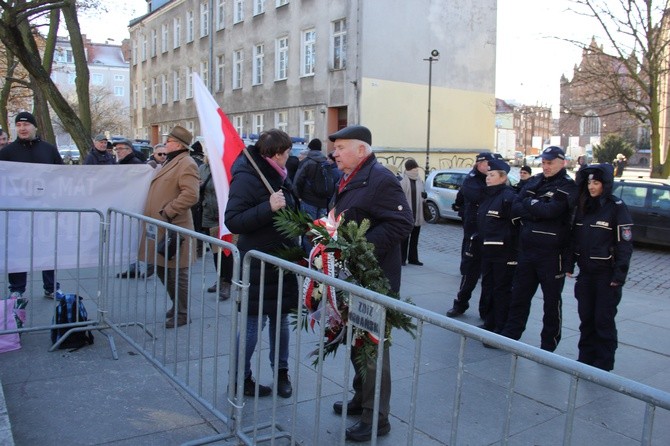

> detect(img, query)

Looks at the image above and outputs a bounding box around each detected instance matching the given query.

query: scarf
[264,155,288,180]
[165,148,189,164]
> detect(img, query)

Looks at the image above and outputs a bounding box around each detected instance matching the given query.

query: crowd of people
[0,112,636,442]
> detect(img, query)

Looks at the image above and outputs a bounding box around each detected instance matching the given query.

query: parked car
[611,178,670,247]
[511,151,524,167]
[564,155,577,170]
[424,168,470,223]
[59,147,80,164]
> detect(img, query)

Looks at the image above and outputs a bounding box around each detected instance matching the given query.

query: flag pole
[242,148,275,194]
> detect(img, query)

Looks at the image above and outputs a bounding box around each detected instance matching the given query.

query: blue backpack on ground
[50,292,94,349]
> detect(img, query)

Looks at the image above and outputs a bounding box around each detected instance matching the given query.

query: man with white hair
[329,125,413,442]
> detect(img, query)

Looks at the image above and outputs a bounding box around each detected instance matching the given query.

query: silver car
[424,168,470,223]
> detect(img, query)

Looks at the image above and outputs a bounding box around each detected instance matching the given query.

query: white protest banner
[0,161,154,272]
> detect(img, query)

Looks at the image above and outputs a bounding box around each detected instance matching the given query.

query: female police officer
[567,163,633,371]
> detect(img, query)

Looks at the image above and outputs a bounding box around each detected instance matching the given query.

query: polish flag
[192,73,245,240]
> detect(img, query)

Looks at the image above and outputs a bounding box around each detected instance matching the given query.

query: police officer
[447,152,493,319]
[500,146,578,352]
[567,163,633,371]
[477,158,518,334]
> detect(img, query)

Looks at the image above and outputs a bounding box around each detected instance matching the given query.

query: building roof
[88,44,128,67]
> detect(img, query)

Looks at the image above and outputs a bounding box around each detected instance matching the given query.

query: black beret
[328,125,372,145]
[520,165,532,174]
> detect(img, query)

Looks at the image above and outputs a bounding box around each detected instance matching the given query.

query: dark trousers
[350,344,391,424]
[156,266,190,318]
[481,259,516,333]
[501,255,565,352]
[452,236,486,316]
[400,226,421,263]
[575,272,622,371]
[9,271,58,294]
[212,251,234,282]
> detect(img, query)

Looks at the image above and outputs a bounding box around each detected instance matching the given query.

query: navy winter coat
[332,154,413,293]
[225,145,300,315]
[0,137,63,164]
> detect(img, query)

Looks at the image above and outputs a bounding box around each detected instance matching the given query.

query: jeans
[9,271,59,294]
[241,312,290,378]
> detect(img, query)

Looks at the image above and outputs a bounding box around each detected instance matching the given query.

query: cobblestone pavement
[419,218,670,298]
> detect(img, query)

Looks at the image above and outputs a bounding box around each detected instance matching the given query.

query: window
[253,113,264,135]
[114,86,124,97]
[55,48,74,64]
[302,109,315,141]
[114,74,124,81]
[332,19,346,70]
[216,55,225,92]
[173,69,181,101]
[132,39,138,65]
[150,29,157,57]
[651,187,670,211]
[301,29,316,76]
[200,2,209,37]
[161,74,168,104]
[142,81,148,107]
[619,185,647,208]
[254,0,265,15]
[233,49,243,89]
[173,17,181,48]
[186,10,194,42]
[151,77,157,105]
[161,24,168,53]
[253,44,264,85]
[233,115,244,136]
[186,66,194,98]
[200,60,209,89]
[216,0,225,30]
[234,0,244,23]
[141,34,148,61]
[275,110,288,133]
[275,36,288,80]
[580,112,600,136]
[91,73,104,85]
[276,0,288,6]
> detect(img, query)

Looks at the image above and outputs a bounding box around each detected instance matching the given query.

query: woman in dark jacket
[567,163,633,371]
[225,129,299,398]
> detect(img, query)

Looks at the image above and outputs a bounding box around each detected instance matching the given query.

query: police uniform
[477,159,518,333]
[501,146,578,352]
[568,164,633,371]
[447,152,492,318]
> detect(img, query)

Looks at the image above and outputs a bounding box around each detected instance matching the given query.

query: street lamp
[424,49,439,177]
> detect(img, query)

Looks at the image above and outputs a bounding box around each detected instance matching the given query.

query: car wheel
[425,202,440,224]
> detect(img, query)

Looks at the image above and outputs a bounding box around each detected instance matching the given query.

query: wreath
[274,208,416,371]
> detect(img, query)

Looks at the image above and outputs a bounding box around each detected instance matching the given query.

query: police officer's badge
[620,225,633,242]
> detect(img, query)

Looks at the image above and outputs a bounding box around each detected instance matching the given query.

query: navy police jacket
[458,167,488,237]
[568,164,633,284]
[512,168,578,256]
[477,183,519,262]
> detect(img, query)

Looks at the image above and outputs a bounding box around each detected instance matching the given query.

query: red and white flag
[192,73,245,240]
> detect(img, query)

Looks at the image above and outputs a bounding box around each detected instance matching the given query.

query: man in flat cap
[329,125,413,441]
[0,112,63,299]
[500,145,577,352]
[84,133,116,165]
[113,139,144,165]
[138,125,200,328]
[446,152,493,320]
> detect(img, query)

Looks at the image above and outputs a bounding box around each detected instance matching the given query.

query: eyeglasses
[113,146,131,152]
[155,153,167,157]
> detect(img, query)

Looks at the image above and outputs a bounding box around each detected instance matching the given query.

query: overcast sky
[78,0,597,118]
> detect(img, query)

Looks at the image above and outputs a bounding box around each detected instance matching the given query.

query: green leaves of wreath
[274,208,416,370]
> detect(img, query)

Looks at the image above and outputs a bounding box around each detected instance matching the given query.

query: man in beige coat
[139,126,200,328]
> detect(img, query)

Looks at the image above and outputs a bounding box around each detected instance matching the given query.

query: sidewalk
[0,224,669,445]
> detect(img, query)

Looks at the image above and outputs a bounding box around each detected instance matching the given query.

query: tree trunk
[62,2,91,137]
[0,7,92,158]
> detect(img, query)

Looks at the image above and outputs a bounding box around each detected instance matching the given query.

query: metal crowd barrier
[2,208,669,445]
[0,207,115,354]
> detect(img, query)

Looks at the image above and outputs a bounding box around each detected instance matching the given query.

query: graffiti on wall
[375,153,476,175]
